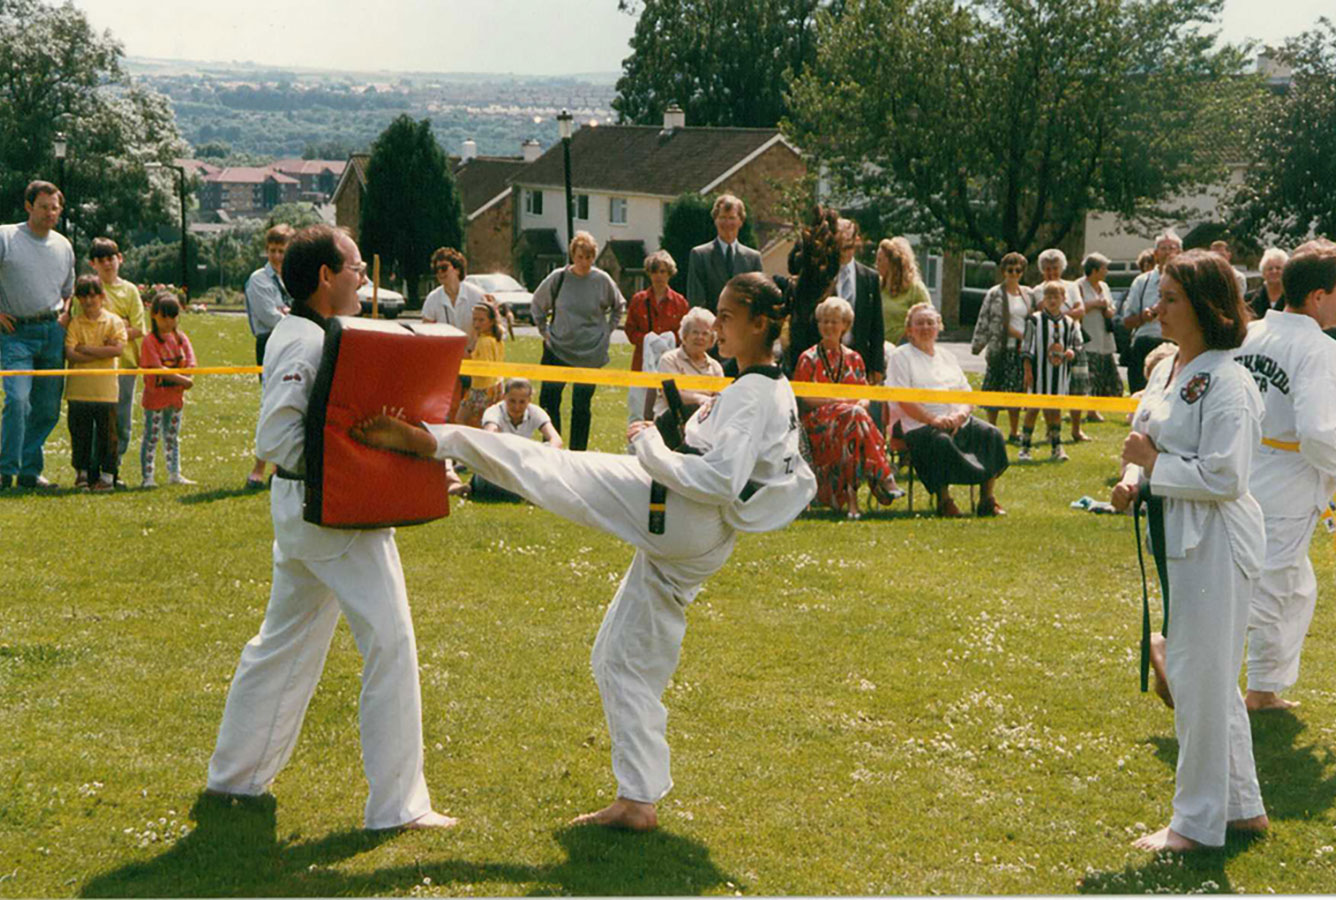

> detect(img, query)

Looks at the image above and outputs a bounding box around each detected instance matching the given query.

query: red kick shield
[303,317,467,528]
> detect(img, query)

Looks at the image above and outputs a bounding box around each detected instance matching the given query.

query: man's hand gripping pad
[304,317,467,527]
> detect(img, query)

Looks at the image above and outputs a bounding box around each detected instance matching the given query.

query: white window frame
[609,196,628,226]
[524,189,543,216]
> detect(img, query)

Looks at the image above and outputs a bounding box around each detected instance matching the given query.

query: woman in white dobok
[1110,250,1269,852]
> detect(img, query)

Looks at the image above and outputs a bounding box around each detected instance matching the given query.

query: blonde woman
[877,237,932,341]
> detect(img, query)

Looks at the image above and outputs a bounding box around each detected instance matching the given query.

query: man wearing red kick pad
[205,225,453,831]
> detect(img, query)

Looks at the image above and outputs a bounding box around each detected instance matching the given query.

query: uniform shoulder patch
[1180,371,1211,404]
[281,371,303,384]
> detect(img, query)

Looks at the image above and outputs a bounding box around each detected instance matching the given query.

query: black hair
[149,291,184,341]
[74,273,104,300]
[1163,250,1247,350]
[281,224,347,306]
[724,271,789,345]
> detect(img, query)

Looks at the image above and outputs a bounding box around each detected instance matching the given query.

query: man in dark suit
[685,193,763,314]
[834,218,886,382]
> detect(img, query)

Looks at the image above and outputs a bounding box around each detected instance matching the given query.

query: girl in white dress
[352,272,817,831]
[1110,250,1269,851]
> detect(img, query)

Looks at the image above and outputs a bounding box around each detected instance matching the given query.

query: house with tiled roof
[270,159,347,202]
[199,167,300,217]
[511,107,805,293]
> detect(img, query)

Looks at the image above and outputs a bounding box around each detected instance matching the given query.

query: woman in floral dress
[793,296,904,518]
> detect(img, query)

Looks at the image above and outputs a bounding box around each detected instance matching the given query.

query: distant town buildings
[185,158,346,218]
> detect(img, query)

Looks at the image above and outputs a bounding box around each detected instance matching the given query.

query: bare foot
[1245,690,1299,712]
[1228,814,1269,834]
[350,414,434,457]
[1132,826,1201,852]
[1150,633,1174,709]
[400,810,459,830]
[570,797,658,831]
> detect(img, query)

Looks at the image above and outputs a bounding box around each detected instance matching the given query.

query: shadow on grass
[80,793,736,897]
[176,486,267,505]
[1077,831,1264,894]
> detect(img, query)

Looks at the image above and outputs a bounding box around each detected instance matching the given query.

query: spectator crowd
[1,178,1325,525]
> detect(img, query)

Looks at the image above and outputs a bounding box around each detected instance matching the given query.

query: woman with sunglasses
[970,251,1034,441]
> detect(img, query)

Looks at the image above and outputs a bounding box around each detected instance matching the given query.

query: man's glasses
[344,262,368,277]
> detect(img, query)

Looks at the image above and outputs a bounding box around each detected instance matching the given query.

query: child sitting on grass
[139,292,196,487]
[64,275,127,491]
[1020,280,1083,462]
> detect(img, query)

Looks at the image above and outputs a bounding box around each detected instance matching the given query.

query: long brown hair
[1163,250,1247,350]
[878,237,920,295]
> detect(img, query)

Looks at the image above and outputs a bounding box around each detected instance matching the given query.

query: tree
[359,115,463,305]
[659,192,758,294]
[613,0,841,127]
[302,139,357,161]
[785,0,1259,265]
[1230,20,1336,244]
[0,0,187,245]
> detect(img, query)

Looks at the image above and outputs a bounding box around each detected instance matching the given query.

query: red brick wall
[335,183,362,242]
[465,194,515,275]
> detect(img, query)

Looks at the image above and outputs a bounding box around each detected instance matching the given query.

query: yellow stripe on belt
[1262,437,1301,452]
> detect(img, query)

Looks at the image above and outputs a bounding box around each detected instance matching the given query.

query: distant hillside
[124,57,619,161]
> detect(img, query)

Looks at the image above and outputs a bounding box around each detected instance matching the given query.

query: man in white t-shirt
[472,378,562,500]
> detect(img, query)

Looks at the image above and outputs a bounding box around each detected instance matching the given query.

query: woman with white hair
[1076,252,1122,404]
[1247,247,1288,320]
[651,307,725,418]
[793,295,903,517]
[887,302,1008,516]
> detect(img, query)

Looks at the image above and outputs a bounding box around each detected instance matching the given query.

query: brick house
[198,167,300,217]
[270,159,348,203]
[511,108,806,294]
[331,153,370,240]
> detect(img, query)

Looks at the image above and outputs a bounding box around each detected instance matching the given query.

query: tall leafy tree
[1230,19,1336,243]
[0,0,186,244]
[785,0,1259,264]
[614,0,841,127]
[359,115,464,305]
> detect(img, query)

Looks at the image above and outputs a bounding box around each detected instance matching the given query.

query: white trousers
[1164,516,1266,846]
[207,530,432,829]
[1247,512,1319,693]
[432,425,736,802]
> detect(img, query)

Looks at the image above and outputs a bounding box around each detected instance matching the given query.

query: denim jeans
[0,319,65,478]
[116,373,136,467]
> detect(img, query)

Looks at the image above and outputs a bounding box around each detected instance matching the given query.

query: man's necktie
[272,269,291,303]
[725,244,734,276]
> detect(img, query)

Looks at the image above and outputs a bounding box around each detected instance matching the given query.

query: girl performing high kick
[353,273,816,830]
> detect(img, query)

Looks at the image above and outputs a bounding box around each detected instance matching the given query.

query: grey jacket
[686,239,763,313]
[530,265,625,368]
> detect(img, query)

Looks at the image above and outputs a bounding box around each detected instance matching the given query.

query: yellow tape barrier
[0,361,1142,413]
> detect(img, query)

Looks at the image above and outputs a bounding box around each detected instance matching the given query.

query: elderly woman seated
[793,295,904,518]
[650,307,724,418]
[886,303,1009,517]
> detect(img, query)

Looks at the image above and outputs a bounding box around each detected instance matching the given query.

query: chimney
[522,139,542,163]
[461,138,478,162]
[662,105,686,133]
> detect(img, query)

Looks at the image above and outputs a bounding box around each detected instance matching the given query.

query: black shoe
[17,474,59,490]
[0,474,11,490]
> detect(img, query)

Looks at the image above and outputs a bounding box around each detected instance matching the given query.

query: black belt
[648,481,667,535]
[275,467,302,481]
[7,310,58,325]
[1133,483,1169,692]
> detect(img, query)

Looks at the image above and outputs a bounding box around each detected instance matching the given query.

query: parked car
[465,272,533,323]
[356,283,405,319]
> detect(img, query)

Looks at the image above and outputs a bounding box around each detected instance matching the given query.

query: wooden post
[372,254,381,319]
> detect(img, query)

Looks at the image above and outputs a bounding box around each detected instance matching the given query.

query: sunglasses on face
[1004,266,1023,274]
[434,265,452,273]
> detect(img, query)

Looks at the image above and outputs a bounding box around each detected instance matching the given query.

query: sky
[73,0,1330,77]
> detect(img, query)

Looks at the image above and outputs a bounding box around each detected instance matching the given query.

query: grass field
[3,314,1336,896]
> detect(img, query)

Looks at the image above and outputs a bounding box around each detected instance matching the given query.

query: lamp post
[147,162,188,297]
[557,109,574,259]
[53,132,67,236]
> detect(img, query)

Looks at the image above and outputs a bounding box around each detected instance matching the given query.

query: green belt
[1134,483,1169,692]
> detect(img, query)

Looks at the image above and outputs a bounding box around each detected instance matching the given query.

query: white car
[356,282,406,319]
[465,272,533,323]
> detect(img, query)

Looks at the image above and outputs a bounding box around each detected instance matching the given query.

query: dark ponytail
[725,271,789,345]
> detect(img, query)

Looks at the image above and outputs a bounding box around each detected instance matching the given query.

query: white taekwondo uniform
[1126,349,1267,846]
[427,365,815,804]
[207,312,433,830]
[1233,310,1336,694]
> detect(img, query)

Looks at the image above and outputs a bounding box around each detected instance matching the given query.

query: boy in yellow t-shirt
[65,275,127,491]
[87,237,146,480]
